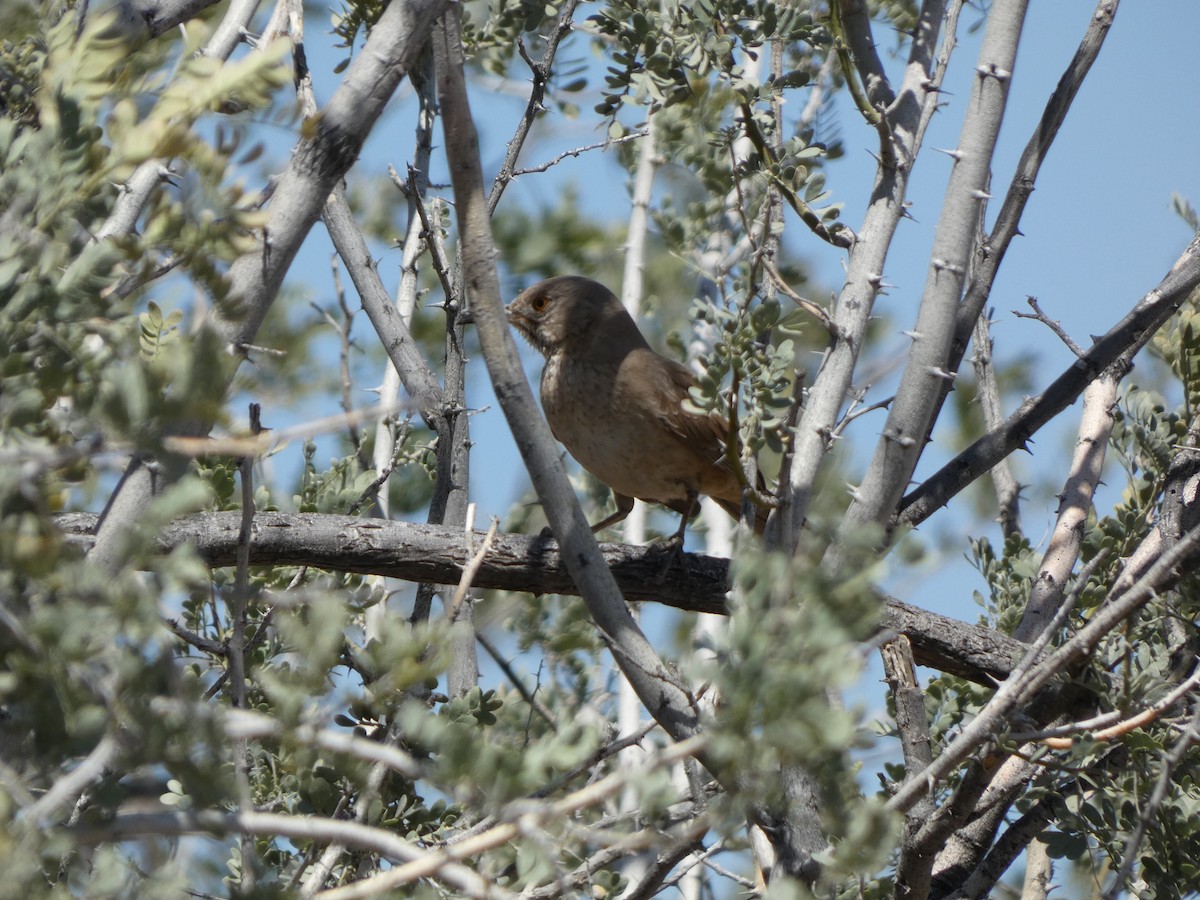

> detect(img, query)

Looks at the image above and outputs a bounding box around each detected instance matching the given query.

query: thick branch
[433,7,704,748]
[908,0,1121,514]
[941,0,1120,424]
[899,232,1200,527]
[829,0,1030,567]
[777,0,949,547]
[56,511,1027,685]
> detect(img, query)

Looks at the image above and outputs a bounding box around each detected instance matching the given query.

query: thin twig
[761,256,836,337]
[1013,296,1085,357]
[486,0,583,214]
[1012,667,1200,749]
[230,401,261,893]
[508,131,647,179]
[475,632,559,731]
[165,401,406,459]
[447,511,497,621]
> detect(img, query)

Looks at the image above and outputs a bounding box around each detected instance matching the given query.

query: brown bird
[507,275,767,541]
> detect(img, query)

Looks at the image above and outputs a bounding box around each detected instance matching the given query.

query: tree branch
[1012,369,1120,642]
[831,0,894,117]
[828,0,1030,568]
[917,0,1122,478]
[971,312,1022,537]
[88,0,453,572]
[883,636,936,899]
[486,0,582,215]
[56,511,1028,685]
[776,0,949,547]
[899,230,1200,527]
[887,518,1200,814]
[433,4,705,752]
[68,810,508,900]
[323,187,446,427]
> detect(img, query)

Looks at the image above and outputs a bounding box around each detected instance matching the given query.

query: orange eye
[531,294,548,312]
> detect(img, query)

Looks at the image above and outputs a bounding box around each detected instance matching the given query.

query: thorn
[901,330,922,341]
[927,366,956,383]
[931,258,965,277]
[883,430,917,448]
[934,147,963,161]
[972,189,992,200]
[976,63,1012,82]
[845,483,864,502]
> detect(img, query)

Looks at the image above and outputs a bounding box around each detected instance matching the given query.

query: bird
[506,275,768,541]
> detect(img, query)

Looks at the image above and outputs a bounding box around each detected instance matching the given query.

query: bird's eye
[530,294,549,312]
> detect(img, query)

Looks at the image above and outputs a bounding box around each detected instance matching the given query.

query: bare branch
[883,636,936,899]
[509,131,647,179]
[434,4,705,750]
[487,0,583,214]
[56,511,1030,685]
[1013,296,1086,357]
[829,0,1031,568]
[1012,370,1120,642]
[900,231,1200,528]
[971,312,1022,537]
[323,187,446,427]
[776,0,951,547]
[921,0,1121,463]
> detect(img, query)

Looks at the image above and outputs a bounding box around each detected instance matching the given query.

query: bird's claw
[651,534,685,584]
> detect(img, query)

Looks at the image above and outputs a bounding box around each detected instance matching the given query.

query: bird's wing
[629,349,730,464]
[625,348,772,533]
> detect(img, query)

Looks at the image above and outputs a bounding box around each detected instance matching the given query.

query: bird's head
[507,275,644,358]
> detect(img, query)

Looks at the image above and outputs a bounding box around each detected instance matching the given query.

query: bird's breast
[539,352,719,504]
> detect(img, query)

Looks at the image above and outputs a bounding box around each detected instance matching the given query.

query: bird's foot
[651,534,685,584]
